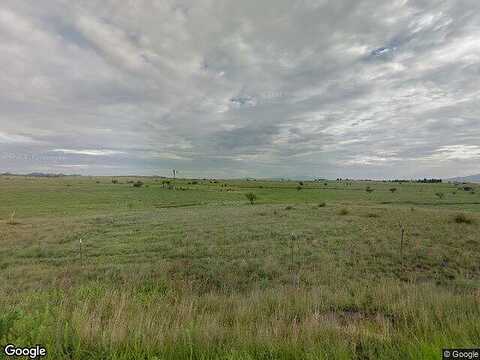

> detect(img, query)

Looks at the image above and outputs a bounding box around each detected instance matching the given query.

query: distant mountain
[0,172,78,177]
[26,172,66,177]
[447,174,480,183]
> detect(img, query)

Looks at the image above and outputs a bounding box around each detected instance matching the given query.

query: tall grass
[2,281,478,359]
[7,210,18,225]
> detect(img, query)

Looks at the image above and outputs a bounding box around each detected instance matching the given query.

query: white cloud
[51,149,125,156]
[428,145,480,161]
[0,132,41,144]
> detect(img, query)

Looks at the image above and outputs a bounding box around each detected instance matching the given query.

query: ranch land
[0,175,479,359]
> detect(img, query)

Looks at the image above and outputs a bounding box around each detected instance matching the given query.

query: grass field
[0,175,479,359]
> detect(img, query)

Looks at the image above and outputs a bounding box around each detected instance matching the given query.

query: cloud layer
[1,0,479,178]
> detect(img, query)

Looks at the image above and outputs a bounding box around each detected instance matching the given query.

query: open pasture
[0,176,479,359]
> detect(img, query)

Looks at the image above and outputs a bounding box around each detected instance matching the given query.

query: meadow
[0,175,479,359]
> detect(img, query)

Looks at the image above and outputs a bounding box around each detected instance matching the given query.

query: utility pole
[172,169,177,190]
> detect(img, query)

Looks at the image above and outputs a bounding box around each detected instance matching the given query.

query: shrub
[367,213,379,218]
[245,192,257,205]
[454,213,473,224]
[366,186,374,193]
[112,179,118,184]
[435,192,444,199]
[133,181,144,188]
[338,208,349,215]
[389,188,397,193]
[318,202,326,207]
[296,185,302,191]
[285,206,294,210]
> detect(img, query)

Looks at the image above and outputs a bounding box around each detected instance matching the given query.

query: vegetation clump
[454,213,473,224]
[245,192,257,205]
[7,210,18,225]
[133,181,144,188]
[338,208,349,215]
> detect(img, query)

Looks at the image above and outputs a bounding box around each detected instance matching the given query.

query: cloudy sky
[1,0,479,179]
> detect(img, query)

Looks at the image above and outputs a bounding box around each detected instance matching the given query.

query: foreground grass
[2,281,479,359]
[0,176,479,359]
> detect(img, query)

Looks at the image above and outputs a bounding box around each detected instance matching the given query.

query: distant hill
[1,172,80,177]
[447,174,480,183]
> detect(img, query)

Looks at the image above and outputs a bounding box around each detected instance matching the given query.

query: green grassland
[0,176,479,359]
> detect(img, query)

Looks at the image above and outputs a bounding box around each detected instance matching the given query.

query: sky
[1,0,480,179]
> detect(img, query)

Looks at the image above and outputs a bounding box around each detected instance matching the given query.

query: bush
[454,213,473,224]
[133,181,144,188]
[318,202,326,207]
[366,186,374,193]
[389,188,397,193]
[338,208,349,215]
[112,179,118,184]
[245,192,257,205]
[285,206,294,210]
[435,192,444,199]
[296,185,302,191]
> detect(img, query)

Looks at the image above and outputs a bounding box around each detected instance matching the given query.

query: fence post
[79,238,83,266]
[400,225,405,271]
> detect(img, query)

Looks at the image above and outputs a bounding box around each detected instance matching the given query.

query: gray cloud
[1,0,479,178]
